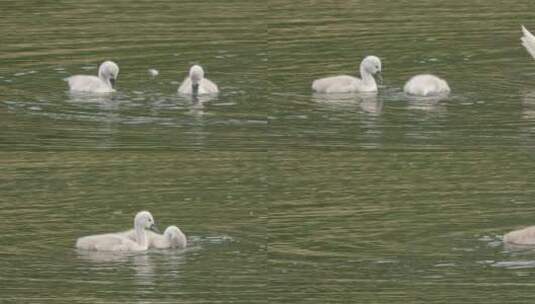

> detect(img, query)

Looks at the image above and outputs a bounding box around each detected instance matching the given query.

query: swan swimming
[75,211,159,252]
[178,65,219,95]
[312,56,382,93]
[403,74,450,96]
[124,225,187,249]
[522,26,535,61]
[66,61,119,93]
[504,226,535,245]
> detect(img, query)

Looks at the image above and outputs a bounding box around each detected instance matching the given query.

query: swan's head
[164,225,187,248]
[360,56,382,85]
[189,65,205,83]
[361,56,381,74]
[189,65,204,95]
[98,61,119,88]
[134,211,159,233]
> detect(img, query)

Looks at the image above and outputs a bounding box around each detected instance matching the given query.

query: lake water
[2,0,535,303]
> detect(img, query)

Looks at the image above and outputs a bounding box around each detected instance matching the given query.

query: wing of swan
[66,76,111,93]
[76,232,147,251]
[312,76,361,93]
[178,78,219,95]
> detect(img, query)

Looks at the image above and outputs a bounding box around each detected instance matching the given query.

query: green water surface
[2,0,535,303]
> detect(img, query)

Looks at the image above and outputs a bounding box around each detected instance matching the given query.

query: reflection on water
[312,92,383,115]
[406,94,449,112]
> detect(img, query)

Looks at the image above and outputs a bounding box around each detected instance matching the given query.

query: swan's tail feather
[521,25,535,60]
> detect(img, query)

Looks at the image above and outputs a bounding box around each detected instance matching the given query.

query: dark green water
[2,0,535,303]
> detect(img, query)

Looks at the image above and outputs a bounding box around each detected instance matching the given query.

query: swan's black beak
[149,223,160,233]
[192,83,199,96]
[109,78,116,88]
[375,72,383,85]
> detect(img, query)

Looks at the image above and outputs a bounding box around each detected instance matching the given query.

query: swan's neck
[97,69,114,89]
[135,225,149,249]
[360,66,376,88]
[192,83,199,96]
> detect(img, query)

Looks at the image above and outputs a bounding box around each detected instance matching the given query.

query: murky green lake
[2,0,535,303]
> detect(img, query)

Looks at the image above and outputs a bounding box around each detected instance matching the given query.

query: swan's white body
[124,225,187,249]
[312,56,382,93]
[403,74,450,96]
[76,211,158,252]
[504,226,535,245]
[66,61,119,93]
[178,65,219,95]
[522,26,535,60]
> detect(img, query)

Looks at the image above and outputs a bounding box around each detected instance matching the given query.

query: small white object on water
[403,74,450,97]
[178,65,219,95]
[65,61,119,93]
[148,69,159,77]
[124,225,187,249]
[75,211,159,252]
[312,56,382,93]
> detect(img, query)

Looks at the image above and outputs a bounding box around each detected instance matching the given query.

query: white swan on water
[403,74,450,97]
[66,61,119,93]
[312,56,382,93]
[504,226,535,245]
[124,225,187,249]
[522,25,535,60]
[178,65,219,95]
[75,211,159,252]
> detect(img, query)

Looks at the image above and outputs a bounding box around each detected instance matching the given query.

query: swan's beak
[109,78,116,88]
[149,223,160,233]
[375,72,383,85]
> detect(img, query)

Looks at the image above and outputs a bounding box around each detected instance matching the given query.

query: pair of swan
[76,211,187,252]
[66,64,219,95]
[312,55,450,97]
[312,25,535,97]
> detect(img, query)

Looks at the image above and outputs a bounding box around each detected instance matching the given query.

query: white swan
[403,74,450,96]
[75,211,159,252]
[522,26,535,60]
[178,65,219,95]
[312,56,382,93]
[504,226,535,245]
[124,225,187,249]
[66,61,119,93]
